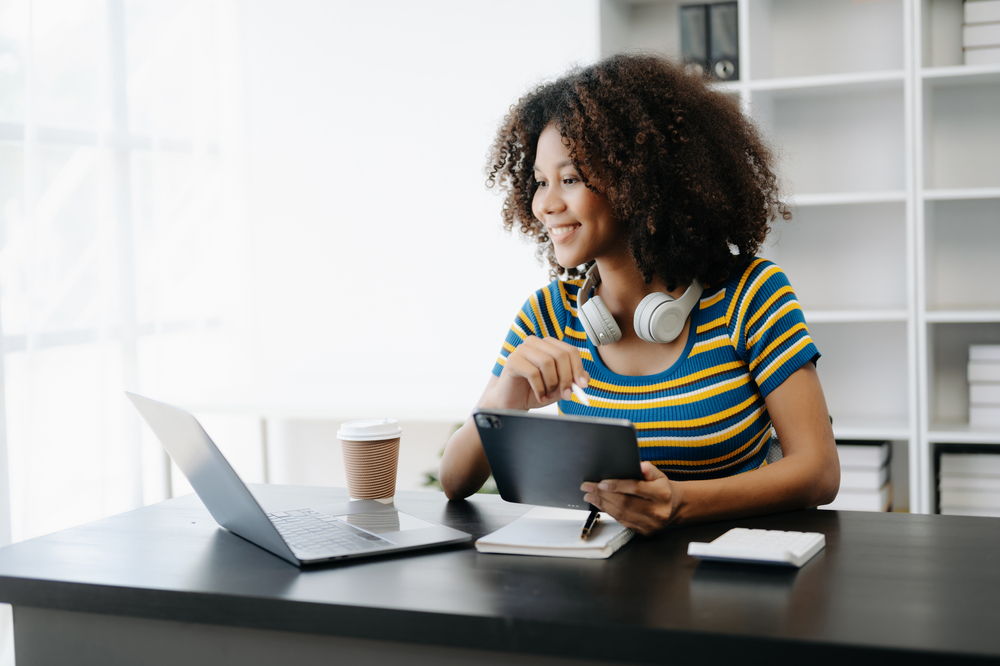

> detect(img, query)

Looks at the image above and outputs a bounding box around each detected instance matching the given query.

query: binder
[679,2,740,81]
[709,2,739,81]
[680,4,709,77]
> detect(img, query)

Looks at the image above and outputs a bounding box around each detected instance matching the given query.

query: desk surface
[1,485,999,665]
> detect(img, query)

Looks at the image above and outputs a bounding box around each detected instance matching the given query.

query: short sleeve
[492,281,567,377]
[729,260,820,398]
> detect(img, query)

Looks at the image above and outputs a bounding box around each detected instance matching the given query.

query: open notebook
[475,507,635,560]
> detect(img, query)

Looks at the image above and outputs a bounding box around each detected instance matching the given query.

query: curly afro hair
[486,53,789,290]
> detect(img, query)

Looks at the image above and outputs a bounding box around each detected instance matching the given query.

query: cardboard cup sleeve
[340,437,400,500]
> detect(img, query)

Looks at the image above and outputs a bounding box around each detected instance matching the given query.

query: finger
[586,488,632,515]
[505,354,550,404]
[547,338,589,387]
[539,339,576,400]
[518,346,561,398]
[584,486,659,535]
[598,492,664,535]
[586,490,648,529]
[596,478,641,497]
[640,461,665,481]
[583,492,602,511]
[598,476,665,503]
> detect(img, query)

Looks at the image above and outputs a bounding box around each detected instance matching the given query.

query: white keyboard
[687,528,825,568]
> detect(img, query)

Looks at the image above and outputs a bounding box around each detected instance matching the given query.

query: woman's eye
[563,177,578,185]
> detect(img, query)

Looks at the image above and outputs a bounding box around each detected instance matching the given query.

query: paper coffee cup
[336,419,403,503]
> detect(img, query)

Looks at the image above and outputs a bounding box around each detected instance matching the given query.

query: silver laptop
[126,392,470,566]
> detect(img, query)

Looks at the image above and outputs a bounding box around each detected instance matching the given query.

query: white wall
[238,1,600,422]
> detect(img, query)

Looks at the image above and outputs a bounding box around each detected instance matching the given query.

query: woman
[439,54,839,534]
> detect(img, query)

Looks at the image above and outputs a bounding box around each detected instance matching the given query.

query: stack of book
[939,453,1000,518]
[969,345,1000,429]
[821,441,891,512]
[964,0,1000,65]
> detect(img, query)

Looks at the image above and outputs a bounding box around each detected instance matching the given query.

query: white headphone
[577,265,704,346]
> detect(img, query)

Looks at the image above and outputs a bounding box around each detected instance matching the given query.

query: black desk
[1,485,999,665]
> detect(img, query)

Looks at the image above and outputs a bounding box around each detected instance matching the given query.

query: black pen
[580,508,600,540]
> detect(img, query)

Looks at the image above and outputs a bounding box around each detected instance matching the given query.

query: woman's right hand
[484,336,589,411]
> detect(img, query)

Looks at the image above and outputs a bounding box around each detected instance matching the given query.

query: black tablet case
[473,409,643,510]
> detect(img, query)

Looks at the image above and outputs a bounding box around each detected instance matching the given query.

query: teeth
[550,226,577,237]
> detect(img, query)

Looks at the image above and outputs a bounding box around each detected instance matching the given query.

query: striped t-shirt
[491,258,820,480]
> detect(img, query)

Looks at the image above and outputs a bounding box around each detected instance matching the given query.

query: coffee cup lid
[337,418,402,441]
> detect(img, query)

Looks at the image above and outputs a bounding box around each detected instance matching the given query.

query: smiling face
[531,124,621,269]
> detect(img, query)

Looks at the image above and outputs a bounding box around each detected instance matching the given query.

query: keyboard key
[267,508,393,559]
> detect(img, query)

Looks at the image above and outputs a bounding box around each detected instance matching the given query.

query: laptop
[126,392,471,567]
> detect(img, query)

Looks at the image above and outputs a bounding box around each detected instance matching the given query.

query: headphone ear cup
[580,296,622,346]
[634,293,685,344]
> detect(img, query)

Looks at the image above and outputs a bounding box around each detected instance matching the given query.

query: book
[970,345,1000,362]
[940,506,1000,518]
[821,482,891,512]
[939,475,1000,491]
[968,362,1000,383]
[840,464,889,491]
[966,0,1000,23]
[939,489,1000,510]
[940,453,1000,476]
[963,22,1000,48]
[970,382,1000,405]
[836,441,890,468]
[475,507,634,559]
[965,46,1000,66]
[970,406,1000,428]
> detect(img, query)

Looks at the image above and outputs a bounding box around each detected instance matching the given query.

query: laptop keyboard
[267,508,392,558]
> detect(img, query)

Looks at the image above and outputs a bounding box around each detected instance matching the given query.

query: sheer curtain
[0,0,249,659]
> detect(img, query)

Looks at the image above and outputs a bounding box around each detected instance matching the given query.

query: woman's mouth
[549,224,581,242]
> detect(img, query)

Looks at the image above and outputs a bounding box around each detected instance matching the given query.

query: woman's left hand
[581,462,680,536]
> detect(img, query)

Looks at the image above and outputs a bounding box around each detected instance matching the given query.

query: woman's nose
[539,185,566,215]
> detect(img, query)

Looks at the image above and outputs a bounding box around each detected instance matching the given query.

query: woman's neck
[593,256,686,321]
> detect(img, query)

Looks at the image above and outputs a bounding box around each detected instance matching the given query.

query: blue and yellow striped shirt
[491,258,820,480]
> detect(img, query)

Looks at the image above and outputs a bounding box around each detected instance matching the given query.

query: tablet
[473,408,643,510]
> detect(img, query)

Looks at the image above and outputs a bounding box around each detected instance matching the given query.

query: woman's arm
[582,362,840,534]
[440,337,589,500]
[438,377,499,500]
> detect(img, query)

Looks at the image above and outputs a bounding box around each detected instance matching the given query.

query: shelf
[833,417,911,442]
[923,188,1000,201]
[921,64,1000,87]
[806,310,908,324]
[749,69,905,96]
[748,0,904,81]
[789,191,906,207]
[708,81,743,94]
[925,311,1000,324]
[596,0,997,515]
[921,78,1000,190]
[927,423,1000,445]
[754,86,905,194]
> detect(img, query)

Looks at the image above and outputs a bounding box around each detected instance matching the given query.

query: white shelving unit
[599,0,1000,513]
[915,0,1000,513]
